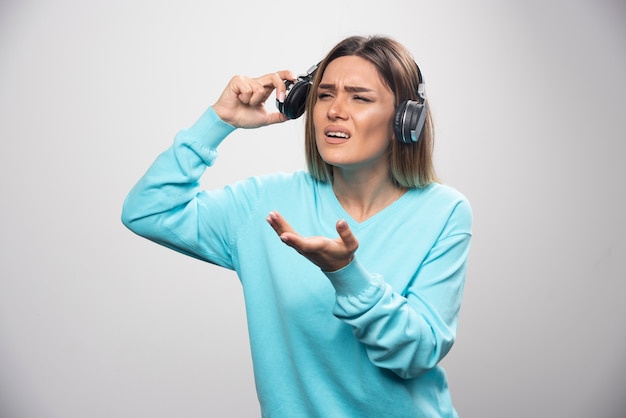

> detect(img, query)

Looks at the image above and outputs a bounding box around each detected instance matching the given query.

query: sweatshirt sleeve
[324,198,472,379]
[121,107,244,269]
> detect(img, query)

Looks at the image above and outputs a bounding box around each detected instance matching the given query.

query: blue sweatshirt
[121,107,473,418]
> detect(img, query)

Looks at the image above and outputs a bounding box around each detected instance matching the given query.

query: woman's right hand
[212,70,295,129]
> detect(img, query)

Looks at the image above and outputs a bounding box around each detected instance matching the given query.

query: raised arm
[121,70,295,265]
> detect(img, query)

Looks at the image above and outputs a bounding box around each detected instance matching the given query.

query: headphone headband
[278,60,427,143]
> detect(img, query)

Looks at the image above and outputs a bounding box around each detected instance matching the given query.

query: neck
[332,167,406,223]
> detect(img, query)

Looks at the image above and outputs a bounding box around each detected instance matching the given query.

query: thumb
[336,219,359,252]
[265,111,290,126]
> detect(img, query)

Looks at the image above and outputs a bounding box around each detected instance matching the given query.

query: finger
[266,211,297,236]
[278,233,326,256]
[256,70,296,88]
[265,111,290,125]
[238,81,268,106]
[335,219,359,252]
[255,71,296,104]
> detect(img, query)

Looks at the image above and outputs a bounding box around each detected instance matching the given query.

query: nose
[327,96,347,120]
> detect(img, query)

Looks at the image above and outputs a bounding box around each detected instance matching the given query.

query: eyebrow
[318,83,374,93]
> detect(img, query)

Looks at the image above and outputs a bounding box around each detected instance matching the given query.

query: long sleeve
[121,107,241,268]
[324,197,472,379]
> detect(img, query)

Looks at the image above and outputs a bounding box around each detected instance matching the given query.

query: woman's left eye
[354,96,372,102]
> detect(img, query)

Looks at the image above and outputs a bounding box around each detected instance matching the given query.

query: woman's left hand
[266,211,359,272]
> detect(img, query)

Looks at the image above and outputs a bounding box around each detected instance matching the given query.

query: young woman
[122,35,472,417]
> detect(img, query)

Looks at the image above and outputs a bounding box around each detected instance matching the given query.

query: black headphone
[276,63,319,120]
[276,61,427,143]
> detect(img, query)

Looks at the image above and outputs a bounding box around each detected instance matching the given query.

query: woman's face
[313,55,396,176]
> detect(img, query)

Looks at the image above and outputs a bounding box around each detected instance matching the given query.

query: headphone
[276,63,319,120]
[276,61,427,143]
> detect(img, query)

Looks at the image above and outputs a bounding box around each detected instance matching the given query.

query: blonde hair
[304,35,438,188]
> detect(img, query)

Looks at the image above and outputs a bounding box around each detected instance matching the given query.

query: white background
[1,0,625,417]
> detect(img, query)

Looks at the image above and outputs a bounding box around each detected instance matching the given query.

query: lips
[324,126,351,144]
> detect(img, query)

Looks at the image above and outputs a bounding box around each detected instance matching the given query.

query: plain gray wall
[1,0,624,417]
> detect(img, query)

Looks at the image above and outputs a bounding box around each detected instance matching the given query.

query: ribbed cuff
[186,106,236,145]
[323,257,379,297]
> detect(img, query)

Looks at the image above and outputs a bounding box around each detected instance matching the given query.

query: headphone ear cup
[394,100,427,143]
[393,101,409,143]
[282,80,311,119]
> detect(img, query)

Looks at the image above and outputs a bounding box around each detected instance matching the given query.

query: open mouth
[326,131,350,139]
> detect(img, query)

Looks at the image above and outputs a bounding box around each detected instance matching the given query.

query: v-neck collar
[320,181,420,231]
